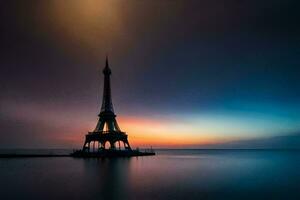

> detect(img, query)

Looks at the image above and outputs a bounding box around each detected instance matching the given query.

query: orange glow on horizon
[0,100,249,148]
[56,116,231,148]
[116,116,234,148]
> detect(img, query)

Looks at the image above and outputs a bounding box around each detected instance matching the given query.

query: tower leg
[110,141,116,150]
[123,139,131,150]
[83,141,88,152]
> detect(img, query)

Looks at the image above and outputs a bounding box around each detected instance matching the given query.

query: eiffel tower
[82,57,132,152]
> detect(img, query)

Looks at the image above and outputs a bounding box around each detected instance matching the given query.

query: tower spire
[103,55,111,75]
[105,54,108,68]
[100,56,113,114]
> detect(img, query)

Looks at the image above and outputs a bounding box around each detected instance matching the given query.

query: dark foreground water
[0,149,299,200]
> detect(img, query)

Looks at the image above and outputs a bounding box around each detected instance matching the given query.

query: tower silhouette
[82,57,131,152]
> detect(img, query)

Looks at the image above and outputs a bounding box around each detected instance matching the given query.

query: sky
[0,0,300,148]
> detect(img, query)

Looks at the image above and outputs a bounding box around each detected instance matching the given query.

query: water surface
[0,149,299,200]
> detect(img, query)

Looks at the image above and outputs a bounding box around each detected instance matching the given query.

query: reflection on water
[0,150,299,200]
[82,158,131,200]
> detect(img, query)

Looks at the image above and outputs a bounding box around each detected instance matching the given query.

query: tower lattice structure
[82,57,131,152]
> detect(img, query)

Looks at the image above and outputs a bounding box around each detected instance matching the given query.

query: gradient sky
[0,0,300,148]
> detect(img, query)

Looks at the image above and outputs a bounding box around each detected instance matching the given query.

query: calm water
[0,149,299,200]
